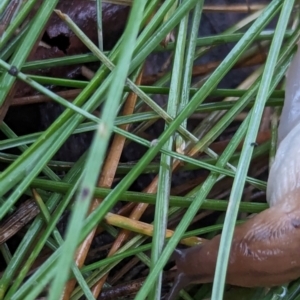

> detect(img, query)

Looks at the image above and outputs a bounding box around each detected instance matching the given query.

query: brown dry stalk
[11,89,82,106]
[90,72,145,296]
[141,52,266,85]
[61,70,144,300]
[91,148,188,296]
[203,4,266,13]
[97,277,145,300]
[91,178,159,297]
[103,162,185,270]
[104,213,204,246]
[81,65,95,80]
[209,131,271,154]
[109,255,141,285]
[0,199,39,244]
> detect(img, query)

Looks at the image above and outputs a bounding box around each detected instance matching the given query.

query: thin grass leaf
[211,1,295,300]
[47,2,147,299]
[150,2,191,297]
[96,0,103,51]
[0,0,59,106]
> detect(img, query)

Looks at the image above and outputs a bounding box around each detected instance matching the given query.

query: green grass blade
[0,0,59,106]
[211,1,295,300]
[47,2,147,299]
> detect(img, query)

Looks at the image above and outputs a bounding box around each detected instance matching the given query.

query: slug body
[166,43,300,300]
[277,41,300,145]
[167,202,300,300]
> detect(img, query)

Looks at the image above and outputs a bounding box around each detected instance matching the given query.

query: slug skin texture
[166,42,300,300]
[166,199,300,300]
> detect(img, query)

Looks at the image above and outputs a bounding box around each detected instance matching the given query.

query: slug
[165,44,300,300]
